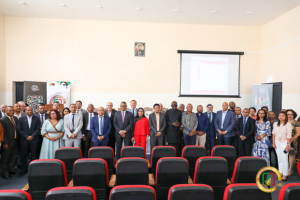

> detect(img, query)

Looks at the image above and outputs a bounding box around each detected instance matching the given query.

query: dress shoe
[18,170,28,177]
[2,174,12,179]
[9,171,17,175]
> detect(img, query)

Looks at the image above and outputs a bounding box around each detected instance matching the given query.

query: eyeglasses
[50,113,57,115]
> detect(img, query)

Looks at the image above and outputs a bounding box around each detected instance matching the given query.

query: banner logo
[49,95,66,105]
[256,166,283,193]
[31,85,39,91]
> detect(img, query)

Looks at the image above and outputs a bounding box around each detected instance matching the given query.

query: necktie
[72,114,75,129]
[41,114,44,124]
[77,109,79,113]
[208,113,211,123]
[100,117,103,135]
[9,117,17,138]
[90,114,92,129]
[242,117,246,135]
[122,111,125,123]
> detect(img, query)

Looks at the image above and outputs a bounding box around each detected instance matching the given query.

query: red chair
[121,146,145,158]
[109,185,156,200]
[224,184,271,200]
[278,183,300,200]
[151,146,176,176]
[46,186,96,200]
[168,184,214,200]
[0,190,32,200]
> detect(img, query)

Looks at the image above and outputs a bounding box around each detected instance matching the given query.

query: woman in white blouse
[272,111,292,181]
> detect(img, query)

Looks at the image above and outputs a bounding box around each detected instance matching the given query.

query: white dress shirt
[98,115,104,135]
[221,110,228,129]
[39,113,46,123]
[207,112,213,121]
[86,112,95,131]
[27,115,32,129]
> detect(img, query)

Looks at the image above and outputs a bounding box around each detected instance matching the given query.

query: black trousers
[108,132,116,155]
[1,139,18,175]
[269,147,278,169]
[150,134,164,152]
[168,143,181,157]
[20,141,38,171]
[239,140,253,157]
[36,134,43,158]
[232,135,239,157]
[83,131,93,158]
[115,132,132,158]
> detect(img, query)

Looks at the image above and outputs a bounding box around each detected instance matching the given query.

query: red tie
[77,109,79,113]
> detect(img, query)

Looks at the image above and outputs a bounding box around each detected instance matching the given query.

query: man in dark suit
[35,103,48,158]
[17,106,41,176]
[165,101,182,157]
[204,104,216,152]
[236,108,256,156]
[0,106,19,179]
[149,103,166,151]
[113,101,133,159]
[82,104,97,157]
[214,102,236,145]
[104,102,117,153]
[91,107,112,147]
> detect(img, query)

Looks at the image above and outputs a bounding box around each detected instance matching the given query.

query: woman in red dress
[131,108,150,153]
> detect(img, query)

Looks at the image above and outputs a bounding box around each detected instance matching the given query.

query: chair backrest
[88,147,115,178]
[168,184,214,200]
[109,185,156,200]
[224,184,272,200]
[55,147,82,182]
[211,145,236,179]
[156,157,189,200]
[121,146,145,158]
[73,158,109,200]
[278,183,300,200]
[231,157,267,184]
[0,190,32,200]
[28,159,67,200]
[151,146,176,175]
[193,157,228,200]
[182,145,206,180]
[46,186,96,200]
[116,158,148,186]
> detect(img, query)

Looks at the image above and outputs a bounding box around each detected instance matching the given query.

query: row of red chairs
[3,183,300,200]
[22,155,267,200]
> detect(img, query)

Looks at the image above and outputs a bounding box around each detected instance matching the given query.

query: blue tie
[242,117,246,135]
[90,114,92,129]
[100,117,103,135]
[72,114,75,129]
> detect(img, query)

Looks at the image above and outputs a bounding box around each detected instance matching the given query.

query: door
[263,82,282,115]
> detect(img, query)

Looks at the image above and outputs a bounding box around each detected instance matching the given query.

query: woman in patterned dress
[252,109,271,165]
[287,109,300,176]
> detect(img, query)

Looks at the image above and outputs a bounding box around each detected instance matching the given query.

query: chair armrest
[22,183,29,192]
[147,160,151,168]
[109,174,116,187]
[149,173,155,186]
[188,176,193,184]
[68,179,73,187]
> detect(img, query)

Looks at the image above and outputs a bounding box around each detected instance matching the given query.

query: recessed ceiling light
[59,4,65,6]
[136,7,142,10]
[211,10,217,13]
[246,12,253,14]
[174,9,180,12]
[96,5,102,8]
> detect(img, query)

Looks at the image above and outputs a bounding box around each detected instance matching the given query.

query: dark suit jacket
[82,112,98,135]
[113,111,133,135]
[236,116,256,144]
[104,109,117,136]
[90,115,112,143]
[203,112,216,135]
[149,112,166,136]
[0,116,19,146]
[17,115,41,145]
[35,113,49,128]
[214,110,236,137]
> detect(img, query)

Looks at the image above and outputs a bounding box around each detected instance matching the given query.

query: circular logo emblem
[31,85,39,91]
[256,166,282,193]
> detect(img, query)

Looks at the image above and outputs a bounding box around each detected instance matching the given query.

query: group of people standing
[0,100,299,182]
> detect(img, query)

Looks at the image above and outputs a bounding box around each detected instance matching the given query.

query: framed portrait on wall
[134,42,145,57]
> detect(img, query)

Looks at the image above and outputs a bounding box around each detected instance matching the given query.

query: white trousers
[64,139,81,148]
[196,133,206,147]
[275,140,289,176]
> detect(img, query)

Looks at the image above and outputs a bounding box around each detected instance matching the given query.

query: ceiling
[0,0,300,26]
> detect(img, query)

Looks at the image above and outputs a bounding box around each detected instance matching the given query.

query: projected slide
[180,52,240,96]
